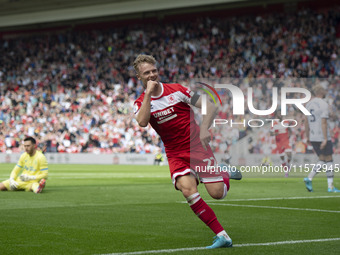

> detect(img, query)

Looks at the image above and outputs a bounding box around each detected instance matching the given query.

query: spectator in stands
[0,6,339,155]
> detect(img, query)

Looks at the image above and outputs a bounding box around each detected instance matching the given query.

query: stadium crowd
[0,6,339,154]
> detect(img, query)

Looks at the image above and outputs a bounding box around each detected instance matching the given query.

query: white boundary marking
[205,195,340,202]
[178,195,340,204]
[100,237,340,255]
[208,202,340,213]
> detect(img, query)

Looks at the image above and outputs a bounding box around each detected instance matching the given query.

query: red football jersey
[271,120,292,154]
[134,83,201,156]
[272,120,289,144]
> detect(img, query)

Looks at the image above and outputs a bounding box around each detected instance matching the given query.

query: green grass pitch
[1,163,340,255]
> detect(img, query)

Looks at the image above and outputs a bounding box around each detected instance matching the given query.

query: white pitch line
[48,176,167,179]
[234,238,340,247]
[208,203,340,213]
[100,237,340,255]
[206,195,340,202]
[178,195,340,204]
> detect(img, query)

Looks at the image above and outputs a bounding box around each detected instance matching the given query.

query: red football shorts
[276,139,292,155]
[167,144,223,189]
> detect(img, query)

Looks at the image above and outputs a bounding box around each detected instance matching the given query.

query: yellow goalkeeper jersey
[10,150,48,180]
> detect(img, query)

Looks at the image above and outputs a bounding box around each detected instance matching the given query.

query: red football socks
[188,193,224,234]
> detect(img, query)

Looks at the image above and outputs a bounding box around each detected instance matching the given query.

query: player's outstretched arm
[193,94,219,129]
[192,95,219,150]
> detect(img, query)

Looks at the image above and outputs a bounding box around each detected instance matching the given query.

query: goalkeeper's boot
[206,235,232,249]
[328,187,340,193]
[304,178,313,192]
[35,179,46,194]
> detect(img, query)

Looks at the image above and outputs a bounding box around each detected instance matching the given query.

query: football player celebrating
[304,85,339,192]
[133,54,233,249]
[0,137,48,193]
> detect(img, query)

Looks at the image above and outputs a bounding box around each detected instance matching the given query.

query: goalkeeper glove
[9,178,18,190]
[19,174,36,181]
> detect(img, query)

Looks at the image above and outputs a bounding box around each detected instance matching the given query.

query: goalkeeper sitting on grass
[0,137,48,193]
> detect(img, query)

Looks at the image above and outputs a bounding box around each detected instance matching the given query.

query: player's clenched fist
[146,80,158,95]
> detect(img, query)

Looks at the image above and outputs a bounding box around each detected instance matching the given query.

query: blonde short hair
[133,54,157,73]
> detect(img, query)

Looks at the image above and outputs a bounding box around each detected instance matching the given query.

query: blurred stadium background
[1,1,340,255]
[0,0,339,166]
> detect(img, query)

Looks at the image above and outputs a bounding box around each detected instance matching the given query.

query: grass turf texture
[0,163,339,255]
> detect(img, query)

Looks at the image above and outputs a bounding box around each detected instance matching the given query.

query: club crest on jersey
[167,94,176,104]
